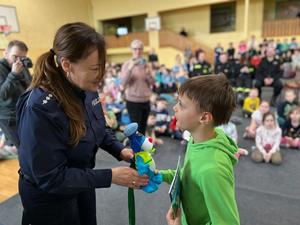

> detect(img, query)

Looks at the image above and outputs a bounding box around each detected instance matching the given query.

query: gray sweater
[0,58,31,119]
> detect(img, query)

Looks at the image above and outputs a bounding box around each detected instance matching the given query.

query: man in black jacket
[189,49,212,77]
[255,47,283,106]
[0,40,31,147]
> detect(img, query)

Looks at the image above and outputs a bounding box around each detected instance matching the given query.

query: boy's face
[156,100,168,111]
[285,91,296,103]
[147,115,156,126]
[249,89,258,98]
[290,110,300,122]
[173,94,201,132]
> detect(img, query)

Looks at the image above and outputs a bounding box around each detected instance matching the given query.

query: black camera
[20,57,33,68]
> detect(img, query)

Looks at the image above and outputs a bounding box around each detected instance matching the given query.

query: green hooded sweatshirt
[161,128,240,225]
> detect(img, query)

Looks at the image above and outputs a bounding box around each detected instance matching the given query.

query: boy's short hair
[178,75,236,126]
[149,111,157,117]
[156,97,168,102]
[284,89,295,96]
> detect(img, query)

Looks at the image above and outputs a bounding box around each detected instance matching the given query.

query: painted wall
[160,0,264,49]
[91,0,265,63]
[90,0,235,20]
[0,0,91,63]
[107,46,183,68]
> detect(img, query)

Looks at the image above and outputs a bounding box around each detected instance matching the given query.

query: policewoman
[16,22,148,225]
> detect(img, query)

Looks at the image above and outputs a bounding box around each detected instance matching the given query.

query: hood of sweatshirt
[188,128,238,166]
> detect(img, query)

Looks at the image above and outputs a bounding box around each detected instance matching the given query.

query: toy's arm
[159,169,176,185]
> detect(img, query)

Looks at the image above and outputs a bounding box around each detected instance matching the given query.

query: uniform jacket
[16,86,124,195]
[256,57,282,81]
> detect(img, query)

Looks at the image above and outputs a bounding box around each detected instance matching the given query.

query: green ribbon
[128,159,136,225]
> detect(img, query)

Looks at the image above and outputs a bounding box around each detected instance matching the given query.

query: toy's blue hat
[124,123,138,137]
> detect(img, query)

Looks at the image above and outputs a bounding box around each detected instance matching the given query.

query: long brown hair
[30,22,106,146]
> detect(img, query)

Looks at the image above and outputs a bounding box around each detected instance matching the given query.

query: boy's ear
[198,112,213,125]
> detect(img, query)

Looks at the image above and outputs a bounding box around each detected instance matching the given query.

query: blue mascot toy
[124,122,162,193]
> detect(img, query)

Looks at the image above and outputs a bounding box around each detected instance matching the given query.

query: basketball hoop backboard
[0,5,19,33]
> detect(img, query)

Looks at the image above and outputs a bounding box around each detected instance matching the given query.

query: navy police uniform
[16,86,124,225]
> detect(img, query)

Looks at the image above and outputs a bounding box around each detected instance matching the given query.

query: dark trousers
[0,118,18,147]
[126,100,150,135]
[236,76,252,89]
[255,79,283,98]
[19,177,97,225]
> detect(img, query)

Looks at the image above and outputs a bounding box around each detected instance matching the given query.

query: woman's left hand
[120,148,134,162]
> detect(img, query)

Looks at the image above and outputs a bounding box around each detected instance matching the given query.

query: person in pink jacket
[121,39,155,134]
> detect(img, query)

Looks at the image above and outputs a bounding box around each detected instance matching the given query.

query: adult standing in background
[121,39,155,134]
[0,40,31,148]
[17,22,148,225]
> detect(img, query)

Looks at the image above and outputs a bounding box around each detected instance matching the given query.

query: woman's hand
[166,207,181,225]
[128,58,139,71]
[120,148,134,163]
[111,167,149,189]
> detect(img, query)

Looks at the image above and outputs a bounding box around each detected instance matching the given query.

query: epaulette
[41,93,54,105]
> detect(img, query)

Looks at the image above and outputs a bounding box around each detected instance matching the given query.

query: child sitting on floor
[242,88,260,118]
[281,106,300,149]
[244,100,270,139]
[251,112,282,165]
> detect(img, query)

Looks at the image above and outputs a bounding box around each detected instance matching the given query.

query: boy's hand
[166,207,181,225]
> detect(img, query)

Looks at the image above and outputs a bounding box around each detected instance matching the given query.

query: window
[210,2,236,33]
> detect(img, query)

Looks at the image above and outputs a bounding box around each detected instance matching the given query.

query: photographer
[0,40,32,149]
[121,39,155,135]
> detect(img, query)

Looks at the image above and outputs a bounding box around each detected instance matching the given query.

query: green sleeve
[199,168,240,225]
[159,169,176,185]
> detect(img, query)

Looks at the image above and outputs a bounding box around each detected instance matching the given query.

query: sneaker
[0,145,18,159]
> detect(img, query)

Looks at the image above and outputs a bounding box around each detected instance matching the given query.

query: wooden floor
[0,159,19,203]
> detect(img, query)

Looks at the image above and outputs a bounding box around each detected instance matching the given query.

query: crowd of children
[1,37,300,167]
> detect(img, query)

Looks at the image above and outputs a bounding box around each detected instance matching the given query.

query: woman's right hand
[111,167,149,189]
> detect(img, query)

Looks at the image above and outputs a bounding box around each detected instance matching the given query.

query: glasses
[132,48,143,51]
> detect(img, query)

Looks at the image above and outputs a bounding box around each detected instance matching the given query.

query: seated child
[218,121,249,158]
[161,66,176,93]
[242,88,260,118]
[154,97,171,136]
[277,89,298,128]
[244,100,270,138]
[251,112,282,165]
[146,111,164,145]
[281,106,300,149]
[160,75,240,225]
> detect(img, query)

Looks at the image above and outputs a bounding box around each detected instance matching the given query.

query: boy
[242,88,260,118]
[277,89,298,128]
[161,75,240,225]
[154,97,171,136]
